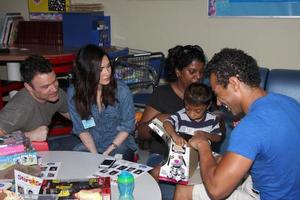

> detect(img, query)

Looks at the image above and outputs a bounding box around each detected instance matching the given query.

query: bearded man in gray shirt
[0,55,70,142]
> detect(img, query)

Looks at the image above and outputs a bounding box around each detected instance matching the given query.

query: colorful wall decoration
[28,0,70,13]
[208,0,300,17]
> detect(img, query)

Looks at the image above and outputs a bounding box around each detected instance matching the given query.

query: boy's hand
[172,134,187,146]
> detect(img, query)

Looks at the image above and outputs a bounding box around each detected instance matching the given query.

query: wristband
[111,142,118,148]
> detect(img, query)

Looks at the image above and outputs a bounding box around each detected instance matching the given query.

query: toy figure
[167,154,186,182]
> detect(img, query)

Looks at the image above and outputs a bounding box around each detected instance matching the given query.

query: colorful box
[148,118,199,185]
[0,150,38,170]
[159,142,198,185]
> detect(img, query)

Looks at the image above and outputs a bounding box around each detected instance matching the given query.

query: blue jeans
[147,153,176,200]
[110,143,135,161]
[48,135,81,151]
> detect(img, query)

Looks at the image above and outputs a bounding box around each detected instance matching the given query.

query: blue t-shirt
[228,93,300,200]
[67,80,137,153]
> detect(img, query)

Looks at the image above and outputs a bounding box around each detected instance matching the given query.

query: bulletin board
[208,0,300,18]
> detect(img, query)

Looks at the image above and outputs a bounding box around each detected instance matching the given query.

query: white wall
[1,0,300,69]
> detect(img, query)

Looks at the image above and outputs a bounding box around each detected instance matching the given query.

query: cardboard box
[159,142,198,185]
[148,118,199,185]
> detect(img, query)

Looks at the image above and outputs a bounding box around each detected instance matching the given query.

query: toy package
[159,142,198,185]
[148,118,199,185]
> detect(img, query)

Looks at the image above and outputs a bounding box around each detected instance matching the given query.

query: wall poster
[208,0,300,18]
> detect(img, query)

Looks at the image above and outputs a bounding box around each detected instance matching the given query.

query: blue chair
[259,67,269,89]
[265,69,300,103]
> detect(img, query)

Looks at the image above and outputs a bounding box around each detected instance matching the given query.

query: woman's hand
[79,132,98,154]
[103,131,128,156]
[103,144,115,156]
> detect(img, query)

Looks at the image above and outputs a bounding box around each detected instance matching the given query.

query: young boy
[163,82,223,146]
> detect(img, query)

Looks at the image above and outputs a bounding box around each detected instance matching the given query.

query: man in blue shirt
[175,48,300,200]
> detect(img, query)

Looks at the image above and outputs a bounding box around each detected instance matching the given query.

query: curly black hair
[20,54,52,84]
[165,45,206,82]
[184,82,212,106]
[206,48,260,88]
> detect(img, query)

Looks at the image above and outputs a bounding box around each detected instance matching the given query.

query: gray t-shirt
[0,88,68,133]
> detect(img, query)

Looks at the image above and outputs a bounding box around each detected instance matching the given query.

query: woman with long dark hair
[67,44,136,161]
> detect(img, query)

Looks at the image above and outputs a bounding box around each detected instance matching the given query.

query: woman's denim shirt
[67,80,137,153]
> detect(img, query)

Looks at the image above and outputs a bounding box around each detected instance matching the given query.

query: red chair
[47,54,76,75]
[31,141,49,151]
[48,113,72,136]
[0,80,24,109]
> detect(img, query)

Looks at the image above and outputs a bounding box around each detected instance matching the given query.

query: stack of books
[69,3,104,12]
[0,131,38,170]
[15,21,63,46]
[0,12,24,46]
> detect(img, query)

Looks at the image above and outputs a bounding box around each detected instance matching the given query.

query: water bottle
[117,171,134,200]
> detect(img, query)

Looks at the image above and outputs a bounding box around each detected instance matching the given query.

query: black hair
[206,48,260,88]
[165,45,206,82]
[184,82,212,106]
[72,44,117,119]
[20,55,52,84]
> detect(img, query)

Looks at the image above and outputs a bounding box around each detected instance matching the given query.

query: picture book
[15,170,43,196]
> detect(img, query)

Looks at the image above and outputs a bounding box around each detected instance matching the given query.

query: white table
[38,151,162,200]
